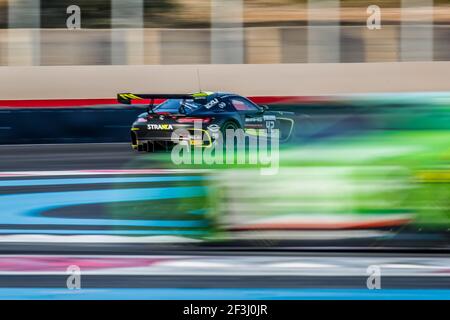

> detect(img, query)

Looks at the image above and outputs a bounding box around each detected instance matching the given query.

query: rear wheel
[219,121,240,150]
[221,121,239,138]
[222,121,239,131]
[131,131,138,150]
[135,141,154,153]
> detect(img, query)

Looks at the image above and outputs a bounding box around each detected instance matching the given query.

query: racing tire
[219,121,241,151]
[220,121,240,138]
[220,121,240,146]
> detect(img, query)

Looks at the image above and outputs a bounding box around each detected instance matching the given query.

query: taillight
[176,117,211,124]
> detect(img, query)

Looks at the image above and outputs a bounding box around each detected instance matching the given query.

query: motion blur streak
[0,253,448,299]
[0,187,207,226]
[0,169,213,238]
[0,176,207,187]
[0,288,449,300]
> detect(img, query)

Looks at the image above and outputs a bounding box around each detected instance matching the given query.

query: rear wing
[117,93,194,105]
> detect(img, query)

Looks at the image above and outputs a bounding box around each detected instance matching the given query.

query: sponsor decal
[263,115,276,121]
[245,117,263,123]
[265,120,276,133]
[207,124,220,132]
[147,124,174,130]
[207,124,221,139]
[205,98,220,109]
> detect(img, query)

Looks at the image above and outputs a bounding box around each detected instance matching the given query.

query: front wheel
[283,122,297,143]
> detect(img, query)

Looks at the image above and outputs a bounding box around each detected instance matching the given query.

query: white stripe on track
[0,255,448,277]
[0,235,201,243]
[0,169,209,177]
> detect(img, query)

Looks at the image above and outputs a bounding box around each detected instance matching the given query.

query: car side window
[230,97,260,112]
[210,99,230,111]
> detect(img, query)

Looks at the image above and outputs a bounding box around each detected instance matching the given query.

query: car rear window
[155,99,202,113]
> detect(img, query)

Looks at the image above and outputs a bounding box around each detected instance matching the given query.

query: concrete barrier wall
[1,62,450,100]
[0,107,146,144]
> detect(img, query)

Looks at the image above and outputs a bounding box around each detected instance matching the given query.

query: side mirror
[261,105,269,112]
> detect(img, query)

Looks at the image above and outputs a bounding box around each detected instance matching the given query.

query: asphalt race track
[0,252,449,299]
[0,143,138,171]
[0,252,448,299]
[0,143,449,299]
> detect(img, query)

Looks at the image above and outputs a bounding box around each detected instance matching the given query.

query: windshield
[154,99,203,114]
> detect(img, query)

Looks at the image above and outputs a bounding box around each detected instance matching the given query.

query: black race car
[117,92,295,152]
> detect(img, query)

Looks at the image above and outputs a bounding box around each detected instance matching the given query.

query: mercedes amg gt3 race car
[117,92,295,152]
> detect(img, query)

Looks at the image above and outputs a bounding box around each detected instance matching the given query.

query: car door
[228,97,269,135]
